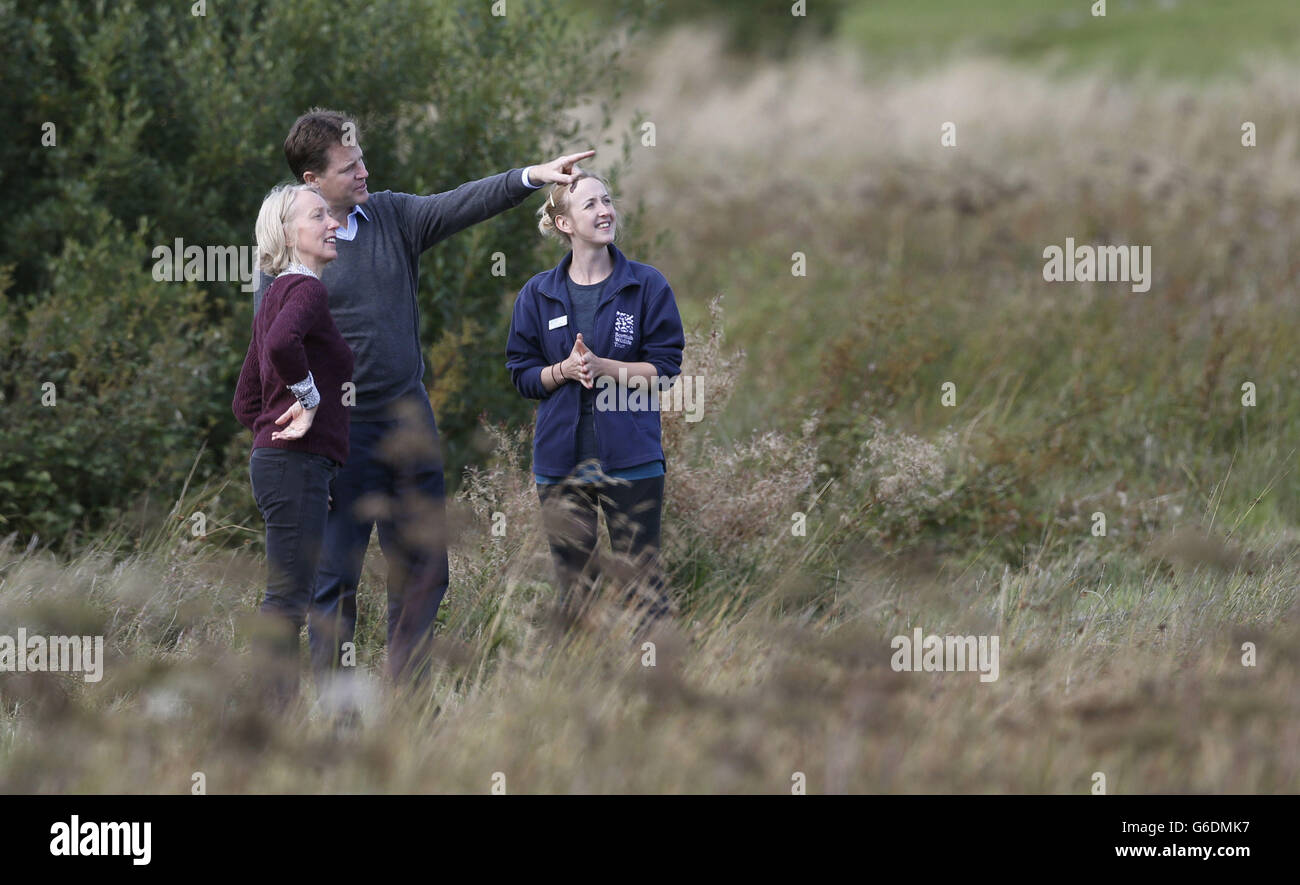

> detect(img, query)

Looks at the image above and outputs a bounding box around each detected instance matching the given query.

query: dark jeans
[308,396,450,682]
[249,447,338,703]
[536,474,669,630]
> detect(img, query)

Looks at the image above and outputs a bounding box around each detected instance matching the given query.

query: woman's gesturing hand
[576,334,611,389]
[561,333,591,388]
[271,400,317,440]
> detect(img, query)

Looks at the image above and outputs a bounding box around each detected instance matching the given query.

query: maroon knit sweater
[232,273,355,465]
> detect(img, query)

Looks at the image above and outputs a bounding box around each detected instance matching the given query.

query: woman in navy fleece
[233,183,354,705]
[506,172,685,634]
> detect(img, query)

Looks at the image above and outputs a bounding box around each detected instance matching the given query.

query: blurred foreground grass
[1,494,1295,792]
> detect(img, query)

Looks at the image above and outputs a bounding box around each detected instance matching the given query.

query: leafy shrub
[0,0,644,550]
[0,218,218,544]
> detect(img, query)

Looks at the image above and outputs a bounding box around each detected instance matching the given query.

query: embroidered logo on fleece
[614,311,635,348]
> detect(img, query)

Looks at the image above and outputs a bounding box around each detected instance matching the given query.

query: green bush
[0,217,217,544]
[0,0,644,549]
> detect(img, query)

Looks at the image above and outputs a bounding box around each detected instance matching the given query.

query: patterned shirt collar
[278,262,318,279]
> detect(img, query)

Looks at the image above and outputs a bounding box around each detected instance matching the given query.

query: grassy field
[839,0,1300,78]
[2,11,1299,792]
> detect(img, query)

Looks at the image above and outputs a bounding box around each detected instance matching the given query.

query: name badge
[548,315,568,330]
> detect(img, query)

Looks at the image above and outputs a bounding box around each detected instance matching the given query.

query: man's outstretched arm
[394,150,594,252]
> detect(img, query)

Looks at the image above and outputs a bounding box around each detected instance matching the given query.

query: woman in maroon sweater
[233,183,354,708]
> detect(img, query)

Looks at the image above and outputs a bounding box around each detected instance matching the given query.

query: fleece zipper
[537,277,636,474]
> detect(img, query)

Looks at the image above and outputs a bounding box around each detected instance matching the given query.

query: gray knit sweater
[253,169,537,422]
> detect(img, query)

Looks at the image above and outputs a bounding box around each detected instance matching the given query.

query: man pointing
[254,108,592,685]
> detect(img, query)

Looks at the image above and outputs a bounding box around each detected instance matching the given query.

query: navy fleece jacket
[506,244,685,476]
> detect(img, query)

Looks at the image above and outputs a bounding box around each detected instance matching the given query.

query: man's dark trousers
[308,394,448,682]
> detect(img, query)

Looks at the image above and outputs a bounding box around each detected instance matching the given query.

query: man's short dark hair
[284,109,358,181]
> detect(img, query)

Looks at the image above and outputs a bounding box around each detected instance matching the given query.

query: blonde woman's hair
[537,171,616,244]
[255,183,318,275]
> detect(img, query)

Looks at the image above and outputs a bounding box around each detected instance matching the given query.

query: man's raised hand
[527,150,596,187]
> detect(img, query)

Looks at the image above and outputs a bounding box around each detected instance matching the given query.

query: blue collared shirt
[333,203,369,242]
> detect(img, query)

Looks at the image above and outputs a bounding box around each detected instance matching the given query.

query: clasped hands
[557,333,610,389]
